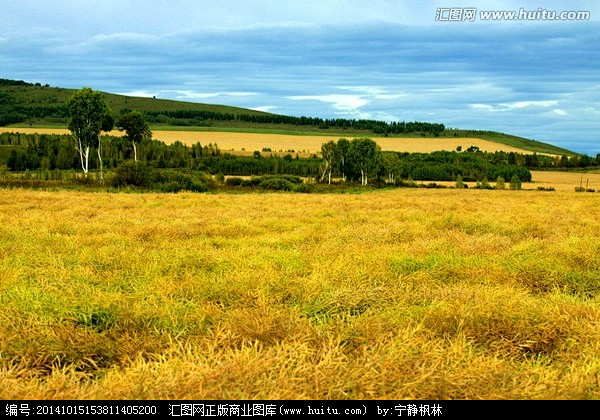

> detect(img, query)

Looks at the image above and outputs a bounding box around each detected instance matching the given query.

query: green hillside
[0,78,269,125]
[0,78,577,156]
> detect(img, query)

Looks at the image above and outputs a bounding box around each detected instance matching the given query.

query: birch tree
[116,111,152,163]
[319,140,338,184]
[382,152,400,184]
[67,88,111,178]
[336,138,350,182]
[97,114,114,183]
[348,138,382,186]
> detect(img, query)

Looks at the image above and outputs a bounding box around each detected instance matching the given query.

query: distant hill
[0,78,577,156]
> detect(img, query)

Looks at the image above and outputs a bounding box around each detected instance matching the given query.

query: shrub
[509,175,522,190]
[241,178,261,187]
[151,169,213,192]
[259,177,294,191]
[225,177,244,186]
[111,161,152,188]
[425,182,447,189]
[480,177,491,189]
[294,183,315,193]
[496,176,505,190]
[455,175,464,189]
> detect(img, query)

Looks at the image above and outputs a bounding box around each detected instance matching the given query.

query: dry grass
[528,171,600,192]
[1,188,600,400]
[0,127,535,155]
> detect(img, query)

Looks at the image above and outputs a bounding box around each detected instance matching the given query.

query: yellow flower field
[1,188,599,399]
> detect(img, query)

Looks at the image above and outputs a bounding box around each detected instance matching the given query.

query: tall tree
[319,140,339,184]
[67,87,111,178]
[348,138,382,186]
[382,152,400,184]
[336,138,350,182]
[116,111,152,162]
[97,114,114,182]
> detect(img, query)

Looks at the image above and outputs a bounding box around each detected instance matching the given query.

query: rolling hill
[0,78,577,156]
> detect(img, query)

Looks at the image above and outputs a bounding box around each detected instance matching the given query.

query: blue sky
[1,1,599,154]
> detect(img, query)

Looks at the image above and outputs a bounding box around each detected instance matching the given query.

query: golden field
[1,188,600,399]
[0,127,534,155]
[527,171,600,192]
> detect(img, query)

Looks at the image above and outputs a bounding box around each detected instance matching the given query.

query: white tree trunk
[97,137,103,182]
[83,146,90,178]
[133,141,137,163]
[319,161,329,183]
[77,138,86,176]
[76,137,90,178]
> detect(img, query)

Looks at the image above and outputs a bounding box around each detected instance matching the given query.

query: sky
[1,1,599,154]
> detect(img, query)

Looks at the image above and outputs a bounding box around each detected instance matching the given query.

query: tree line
[4,86,599,190]
[317,139,533,186]
[2,130,534,185]
[145,109,446,135]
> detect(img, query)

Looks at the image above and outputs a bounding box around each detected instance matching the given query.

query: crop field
[1,188,600,399]
[528,171,600,192]
[0,127,535,155]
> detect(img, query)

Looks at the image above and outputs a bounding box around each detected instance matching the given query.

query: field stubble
[1,189,600,399]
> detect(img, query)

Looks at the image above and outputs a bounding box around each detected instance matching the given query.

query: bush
[537,186,556,191]
[259,177,294,191]
[480,177,492,189]
[111,161,152,188]
[151,169,214,192]
[425,182,447,189]
[455,175,464,189]
[509,175,522,190]
[496,176,505,190]
[294,183,315,193]
[225,177,244,186]
[241,178,261,187]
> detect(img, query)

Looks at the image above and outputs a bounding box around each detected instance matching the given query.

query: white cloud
[553,109,568,116]
[470,104,498,112]
[90,32,160,44]
[169,90,257,100]
[287,94,369,112]
[499,100,559,109]
[336,85,406,100]
[471,100,561,112]
[251,105,277,113]
[119,90,157,98]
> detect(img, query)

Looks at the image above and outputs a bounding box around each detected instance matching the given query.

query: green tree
[382,152,400,184]
[509,175,522,190]
[56,138,76,170]
[455,174,464,189]
[481,176,490,189]
[336,138,350,182]
[348,138,382,186]
[67,87,112,178]
[97,114,114,182]
[495,176,505,190]
[116,111,152,163]
[319,140,339,184]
